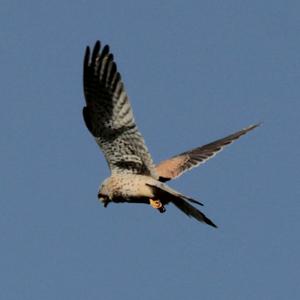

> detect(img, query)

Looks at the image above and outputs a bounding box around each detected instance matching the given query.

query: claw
[158,206,166,213]
[149,199,166,213]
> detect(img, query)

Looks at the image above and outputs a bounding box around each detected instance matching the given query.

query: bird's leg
[149,199,166,213]
[149,198,162,209]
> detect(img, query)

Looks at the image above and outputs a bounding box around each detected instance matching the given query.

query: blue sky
[1,0,299,299]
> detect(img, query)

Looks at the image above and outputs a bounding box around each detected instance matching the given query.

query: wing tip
[92,40,101,62]
[95,40,101,49]
[84,46,90,67]
[245,122,262,132]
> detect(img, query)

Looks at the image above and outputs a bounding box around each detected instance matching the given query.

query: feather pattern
[83,41,157,177]
[82,40,260,228]
[155,124,260,181]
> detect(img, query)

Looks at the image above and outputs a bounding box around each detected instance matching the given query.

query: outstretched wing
[83,41,157,177]
[155,124,260,182]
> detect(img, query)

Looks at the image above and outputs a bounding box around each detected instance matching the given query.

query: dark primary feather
[83,41,157,177]
[156,124,260,182]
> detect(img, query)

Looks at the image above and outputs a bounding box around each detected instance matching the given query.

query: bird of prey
[82,40,259,228]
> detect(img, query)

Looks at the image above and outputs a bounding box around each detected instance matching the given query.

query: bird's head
[97,183,110,207]
[98,192,110,207]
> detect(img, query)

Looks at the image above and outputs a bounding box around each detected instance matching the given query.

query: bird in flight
[82,40,259,228]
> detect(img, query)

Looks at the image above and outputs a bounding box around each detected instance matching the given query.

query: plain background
[1,1,299,299]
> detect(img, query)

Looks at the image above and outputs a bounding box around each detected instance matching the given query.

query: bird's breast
[105,174,155,199]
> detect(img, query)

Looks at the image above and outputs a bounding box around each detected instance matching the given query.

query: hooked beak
[98,193,110,207]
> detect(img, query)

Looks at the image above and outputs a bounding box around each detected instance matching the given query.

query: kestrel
[83,40,259,228]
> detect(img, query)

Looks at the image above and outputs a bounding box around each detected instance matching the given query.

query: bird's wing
[155,124,260,182]
[83,41,157,177]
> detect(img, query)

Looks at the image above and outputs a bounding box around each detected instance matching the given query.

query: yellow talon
[150,199,163,209]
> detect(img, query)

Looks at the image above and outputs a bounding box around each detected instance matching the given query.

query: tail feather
[172,198,217,228]
[146,182,217,228]
[146,182,203,206]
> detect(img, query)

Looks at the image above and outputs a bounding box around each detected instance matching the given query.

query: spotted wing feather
[155,124,260,181]
[83,41,157,177]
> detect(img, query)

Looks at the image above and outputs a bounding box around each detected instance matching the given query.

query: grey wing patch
[155,124,260,182]
[83,41,157,177]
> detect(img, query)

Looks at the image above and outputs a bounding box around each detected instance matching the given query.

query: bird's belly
[108,174,155,199]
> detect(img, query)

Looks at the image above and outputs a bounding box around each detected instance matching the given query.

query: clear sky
[1,0,299,299]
